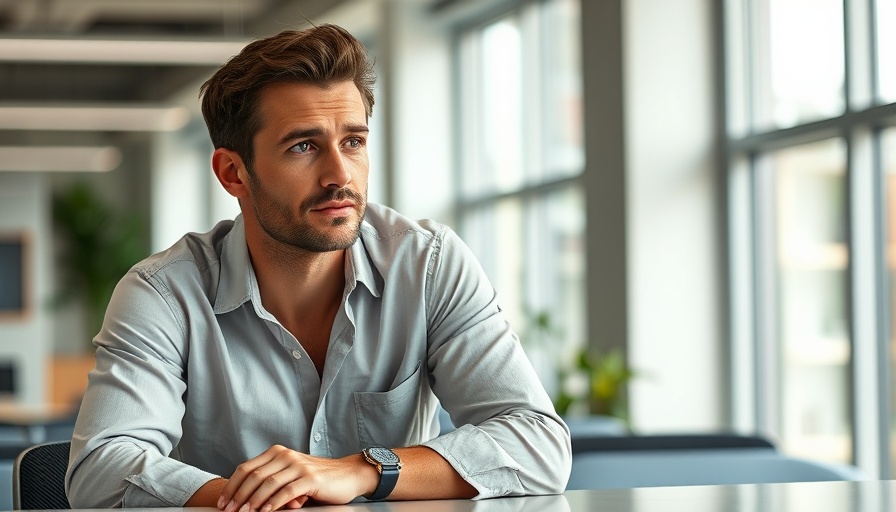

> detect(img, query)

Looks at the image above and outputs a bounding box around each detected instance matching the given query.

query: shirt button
[314,432,322,442]
[291,350,302,360]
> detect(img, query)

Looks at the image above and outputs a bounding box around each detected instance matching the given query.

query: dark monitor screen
[0,238,25,314]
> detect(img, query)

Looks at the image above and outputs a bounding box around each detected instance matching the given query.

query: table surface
[0,402,74,426]
[10,480,895,512]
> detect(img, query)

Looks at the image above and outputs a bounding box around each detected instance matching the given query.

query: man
[66,24,571,510]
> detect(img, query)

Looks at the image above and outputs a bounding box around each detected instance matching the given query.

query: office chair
[12,440,71,510]
[566,447,866,490]
[571,432,776,454]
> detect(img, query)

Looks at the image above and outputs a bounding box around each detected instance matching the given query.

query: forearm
[186,478,228,507]
[423,412,571,498]
[388,446,477,500]
[68,437,220,508]
[214,445,477,512]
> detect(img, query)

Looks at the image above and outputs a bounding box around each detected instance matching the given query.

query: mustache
[301,188,365,211]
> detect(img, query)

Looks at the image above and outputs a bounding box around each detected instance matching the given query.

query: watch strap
[368,461,399,500]
[363,448,400,501]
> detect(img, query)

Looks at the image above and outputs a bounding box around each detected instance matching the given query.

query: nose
[319,146,352,189]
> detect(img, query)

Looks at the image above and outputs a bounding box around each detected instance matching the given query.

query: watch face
[368,447,399,465]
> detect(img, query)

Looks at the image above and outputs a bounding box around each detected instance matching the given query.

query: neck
[246,226,348,327]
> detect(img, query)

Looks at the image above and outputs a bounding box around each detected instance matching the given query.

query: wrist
[350,453,381,498]
[186,477,228,507]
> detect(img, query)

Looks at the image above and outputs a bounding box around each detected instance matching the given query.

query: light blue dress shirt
[65,203,571,507]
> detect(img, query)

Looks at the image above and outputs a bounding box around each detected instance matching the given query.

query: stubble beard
[247,168,367,253]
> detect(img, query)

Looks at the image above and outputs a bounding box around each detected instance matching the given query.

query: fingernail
[225,500,236,512]
[238,504,250,512]
[217,496,226,509]
[260,505,272,512]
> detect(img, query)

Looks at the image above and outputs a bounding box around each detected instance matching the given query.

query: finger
[260,479,314,512]
[245,466,304,512]
[233,462,295,512]
[222,447,290,512]
[292,496,309,508]
[264,494,308,512]
[222,448,278,502]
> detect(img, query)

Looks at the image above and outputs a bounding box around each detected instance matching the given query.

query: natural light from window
[760,0,844,128]
[456,0,584,403]
[479,18,523,195]
[771,138,852,463]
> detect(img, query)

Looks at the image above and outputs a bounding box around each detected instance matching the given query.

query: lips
[311,200,355,212]
[309,200,358,219]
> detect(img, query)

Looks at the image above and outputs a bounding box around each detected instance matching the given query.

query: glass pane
[462,15,525,197]
[460,199,524,324]
[878,0,896,102]
[772,138,851,463]
[523,187,586,401]
[540,0,584,178]
[884,128,896,470]
[754,0,845,129]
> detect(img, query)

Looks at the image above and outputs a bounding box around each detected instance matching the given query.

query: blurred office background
[0,0,894,481]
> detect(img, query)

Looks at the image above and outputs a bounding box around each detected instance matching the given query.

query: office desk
[0,402,75,444]
[15,480,895,512]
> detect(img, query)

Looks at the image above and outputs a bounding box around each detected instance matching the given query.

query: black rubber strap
[368,463,399,501]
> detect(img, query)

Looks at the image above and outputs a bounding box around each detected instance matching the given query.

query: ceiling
[0,0,346,155]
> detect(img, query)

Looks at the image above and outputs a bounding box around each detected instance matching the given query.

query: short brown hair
[199,24,376,167]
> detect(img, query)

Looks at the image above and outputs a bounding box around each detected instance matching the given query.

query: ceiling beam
[0,37,248,65]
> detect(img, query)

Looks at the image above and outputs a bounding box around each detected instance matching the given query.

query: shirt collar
[347,225,382,298]
[214,214,252,314]
[214,215,383,314]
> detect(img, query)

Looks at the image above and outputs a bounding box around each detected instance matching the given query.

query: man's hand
[217,445,378,512]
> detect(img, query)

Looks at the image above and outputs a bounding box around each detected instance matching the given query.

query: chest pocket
[353,361,428,448]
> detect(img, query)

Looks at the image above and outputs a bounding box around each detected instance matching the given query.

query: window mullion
[752,152,781,436]
[729,153,760,432]
[845,0,875,111]
[848,127,885,478]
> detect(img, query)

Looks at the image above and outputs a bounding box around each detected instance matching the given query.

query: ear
[212,148,250,198]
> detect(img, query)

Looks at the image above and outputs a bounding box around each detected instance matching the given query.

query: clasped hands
[214,445,379,512]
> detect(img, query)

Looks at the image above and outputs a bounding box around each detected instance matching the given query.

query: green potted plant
[522,308,638,423]
[554,347,637,423]
[52,183,148,348]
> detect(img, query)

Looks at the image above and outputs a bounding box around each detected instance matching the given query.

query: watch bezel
[366,447,400,466]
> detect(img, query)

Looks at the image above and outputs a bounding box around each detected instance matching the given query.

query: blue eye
[292,141,313,153]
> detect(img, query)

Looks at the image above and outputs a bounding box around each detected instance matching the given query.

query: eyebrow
[277,124,369,146]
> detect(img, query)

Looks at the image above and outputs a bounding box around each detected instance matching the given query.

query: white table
[16,480,895,512]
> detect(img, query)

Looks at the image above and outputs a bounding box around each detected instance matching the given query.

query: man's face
[244,80,369,252]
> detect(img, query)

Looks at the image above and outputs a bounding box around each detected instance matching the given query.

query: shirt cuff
[123,455,220,507]
[423,424,524,499]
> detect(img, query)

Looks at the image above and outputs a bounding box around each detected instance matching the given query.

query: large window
[727,0,896,474]
[771,138,851,462]
[455,0,583,398]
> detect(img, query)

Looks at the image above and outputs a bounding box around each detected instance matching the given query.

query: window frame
[723,0,896,478]
[451,0,586,399]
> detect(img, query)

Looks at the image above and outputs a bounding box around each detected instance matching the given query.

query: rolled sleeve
[424,228,572,497]
[67,270,211,507]
[123,450,219,507]
[424,424,522,497]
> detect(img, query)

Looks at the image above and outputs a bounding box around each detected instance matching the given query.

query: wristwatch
[361,447,401,500]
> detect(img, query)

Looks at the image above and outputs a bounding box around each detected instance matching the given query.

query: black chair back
[13,440,71,510]
[571,433,776,454]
